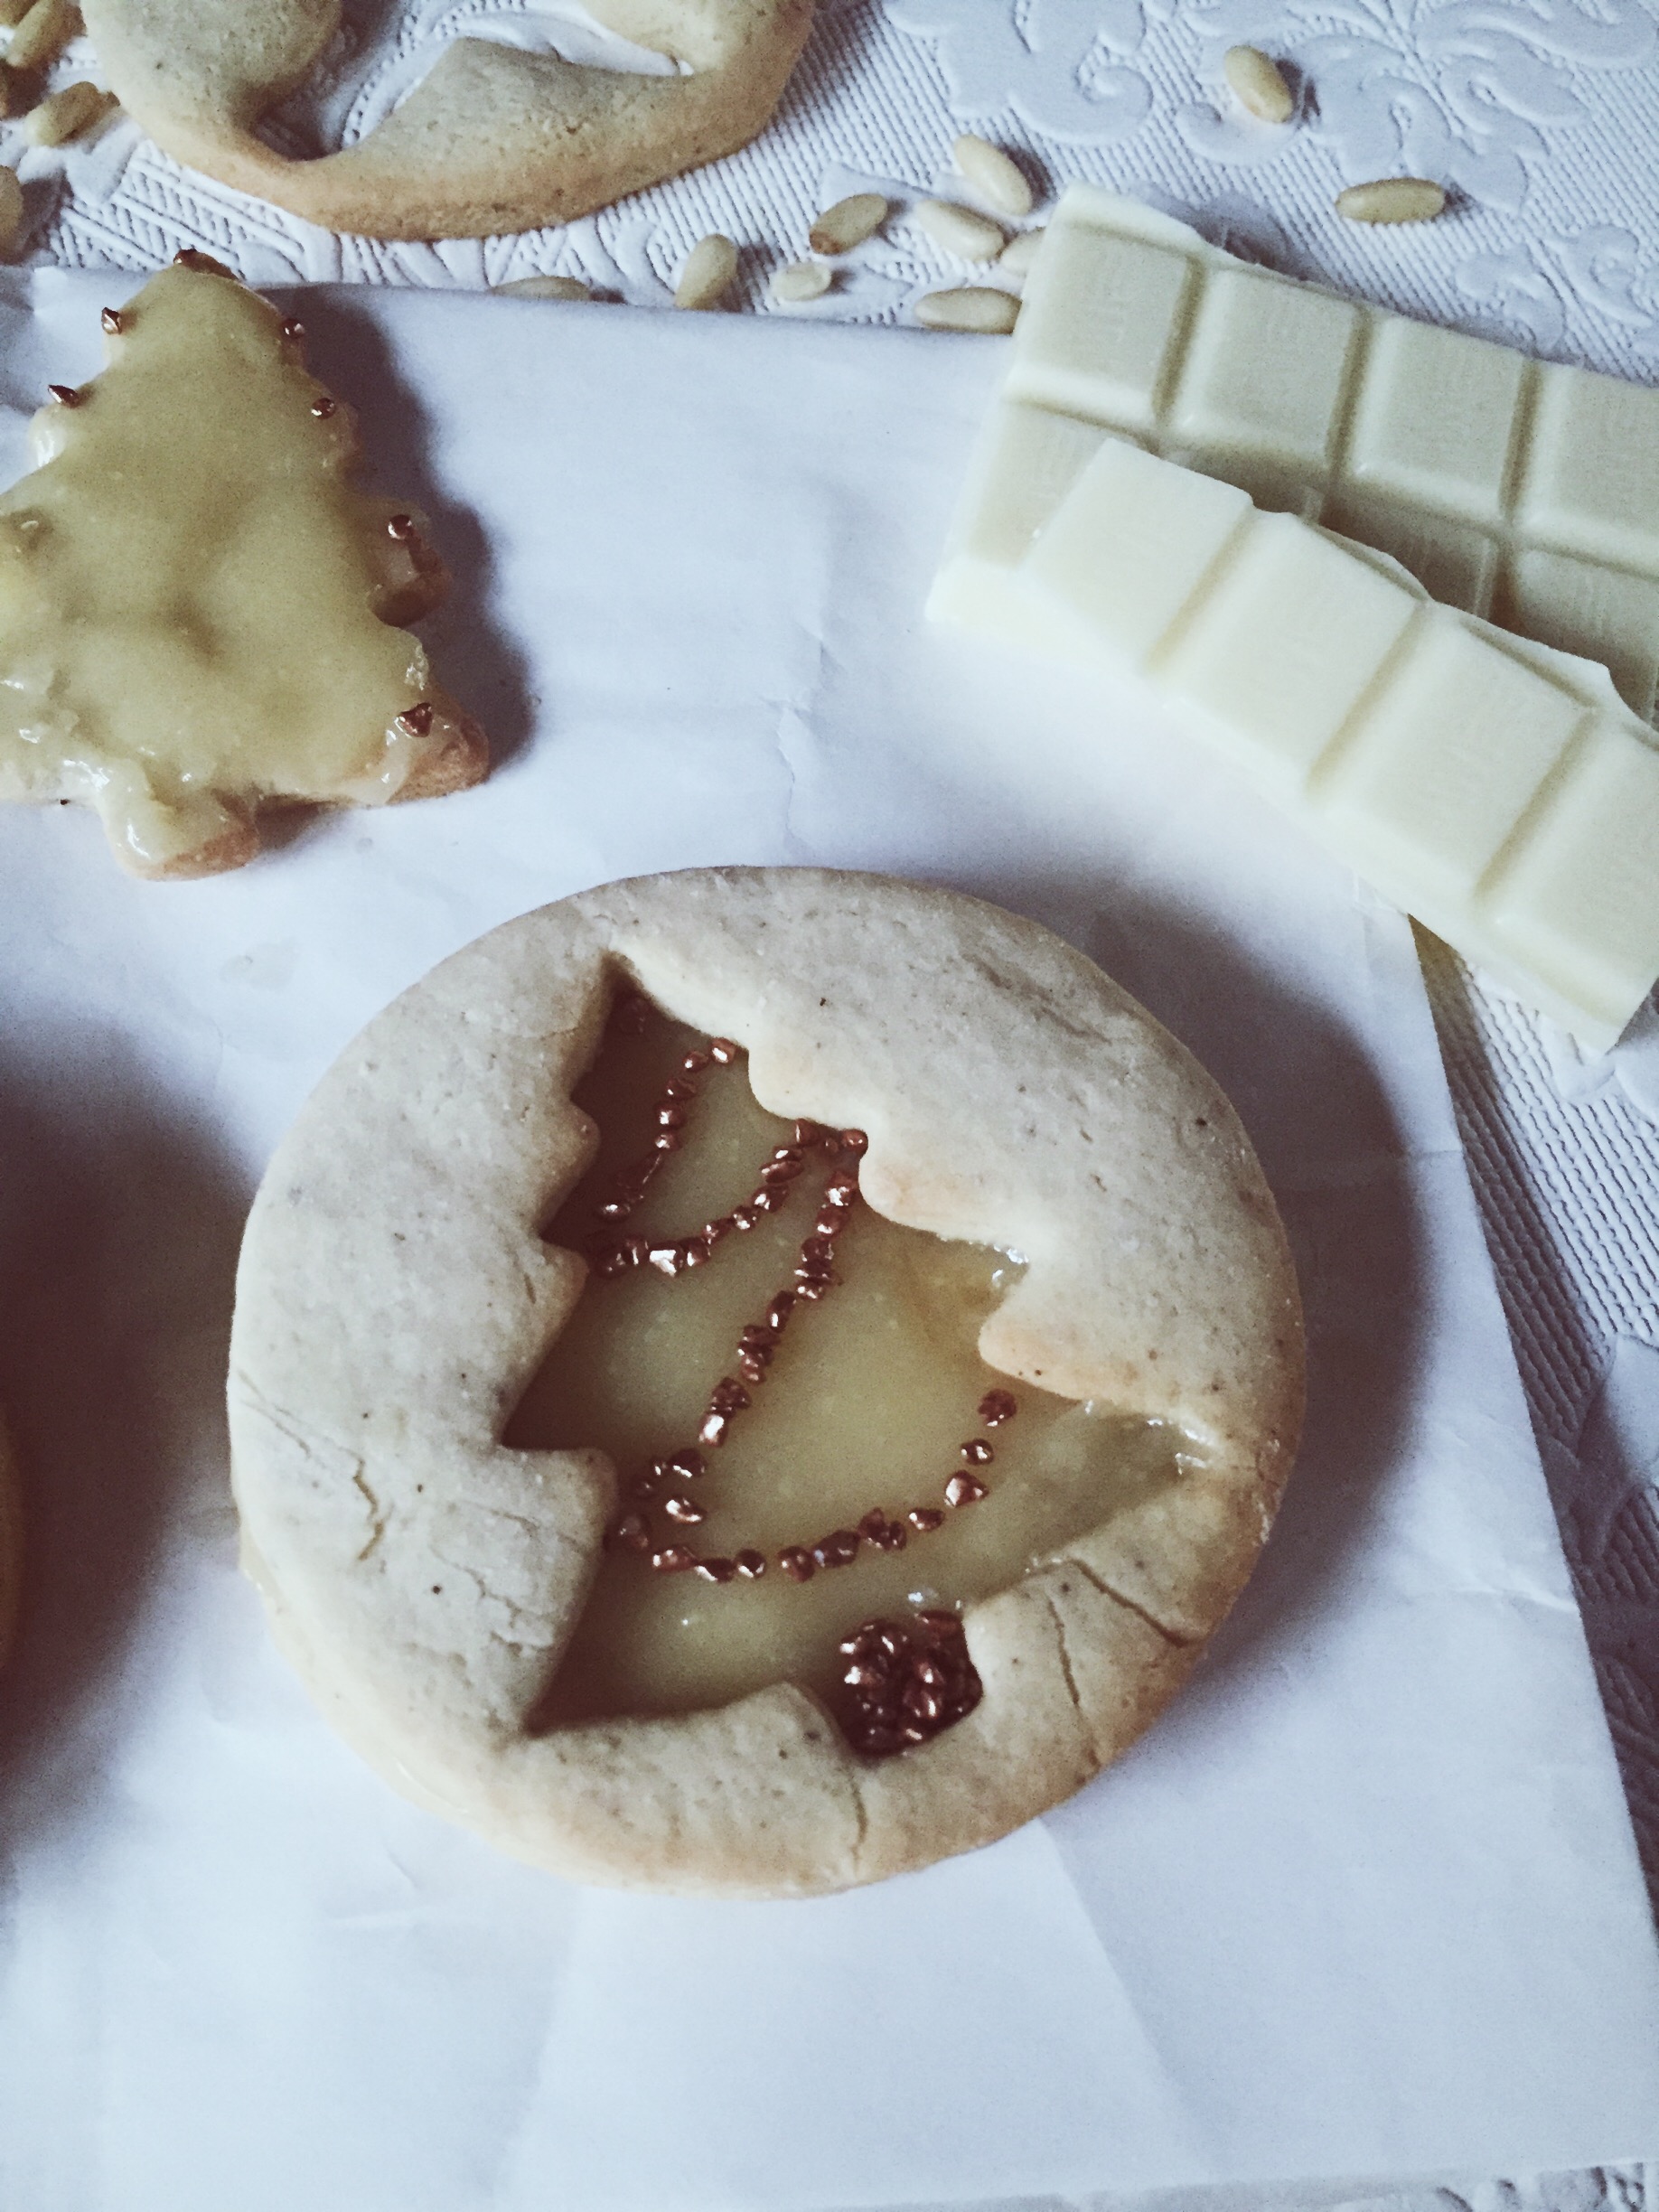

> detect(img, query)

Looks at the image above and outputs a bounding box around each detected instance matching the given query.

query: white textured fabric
[5,5,1659,2208]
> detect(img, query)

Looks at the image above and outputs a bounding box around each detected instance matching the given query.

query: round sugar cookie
[82,0,815,242]
[228,869,1303,1896]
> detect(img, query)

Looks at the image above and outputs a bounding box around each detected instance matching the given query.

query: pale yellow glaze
[0,263,447,872]
[511,1000,1195,1721]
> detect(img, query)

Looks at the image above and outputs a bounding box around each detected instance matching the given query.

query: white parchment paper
[0,278,1654,2211]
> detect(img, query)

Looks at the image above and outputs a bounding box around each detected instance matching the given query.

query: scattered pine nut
[809,192,887,257]
[6,0,80,73]
[23,78,113,145]
[952,133,1034,218]
[674,233,738,311]
[915,199,1005,262]
[492,274,593,301]
[997,229,1045,280]
[915,286,1020,334]
[1336,176,1446,224]
[0,164,22,256]
[1223,45,1294,126]
[770,258,831,304]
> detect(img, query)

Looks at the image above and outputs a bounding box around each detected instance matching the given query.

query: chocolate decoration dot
[944,1473,988,1508]
[652,1130,680,1153]
[46,385,80,408]
[310,396,336,418]
[915,1608,963,1638]
[709,1038,739,1064]
[650,1545,698,1573]
[698,1411,730,1448]
[839,1129,868,1154]
[667,1448,705,1481]
[735,1550,765,1579]
[100,307,122,335]
[396,701,434,736]
[680,1049,710,1073]
[610,1511,651,1552]
[960,1439,994,1466]
[282,316,306,342]
[778,1546,815,1582]
[906,1507,944,1533]
[695,1557,736,1583]
[811,1529,861,1570]
[173,248,236,278]
[662,1495,704,1525]
[978,1389,1017,1426]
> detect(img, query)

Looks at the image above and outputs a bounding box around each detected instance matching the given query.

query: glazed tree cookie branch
[0,254,486,877]
[228,870,1304,1897]
[81,0,816,241]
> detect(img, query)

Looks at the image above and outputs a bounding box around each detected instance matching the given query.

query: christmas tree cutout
[0,252,485,877]
[509,992,1182,1753]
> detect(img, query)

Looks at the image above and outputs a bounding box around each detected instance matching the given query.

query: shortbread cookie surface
[82,0,814,241]
[0,256,486,878]
[229,869,1303,1895]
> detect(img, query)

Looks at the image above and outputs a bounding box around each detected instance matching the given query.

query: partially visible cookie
[0,254,486,877]
[0,1407,20,1673]
[230,868,1304,1896]
[82,0,815,241]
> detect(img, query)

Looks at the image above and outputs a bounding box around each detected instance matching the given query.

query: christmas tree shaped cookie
[0,252,487,876]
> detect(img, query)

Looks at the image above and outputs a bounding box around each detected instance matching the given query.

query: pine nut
[771,258,831,304]
[674,233,738,311]
[952,133,1034,218]
[23,78,112,145]
[6,0,80,73]
[492,274,593,301]
[0,164,22,256]
[915,286,1019,334]
[997,228,1045,280]
[809,192,886,257]
[915,199,1005,262]
[1223,45,1294,125]
[1336,177,1446,224]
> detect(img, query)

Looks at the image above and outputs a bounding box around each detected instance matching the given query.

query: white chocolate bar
[1004,186,1659,725]
[930,425,1659,1050]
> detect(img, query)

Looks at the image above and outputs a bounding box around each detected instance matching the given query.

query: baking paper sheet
[0,277,1654,2211]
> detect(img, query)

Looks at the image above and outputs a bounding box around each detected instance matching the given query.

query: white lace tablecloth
[9,3,1658,2206]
